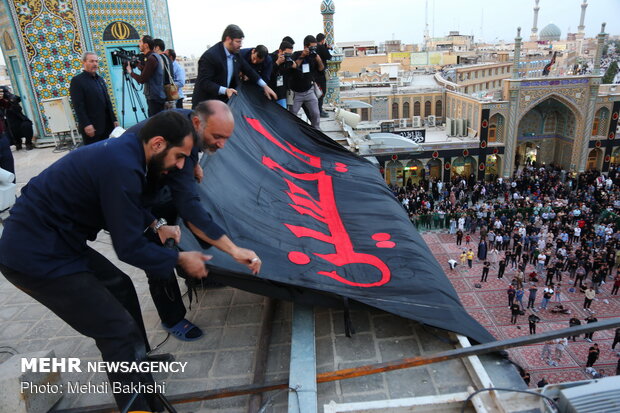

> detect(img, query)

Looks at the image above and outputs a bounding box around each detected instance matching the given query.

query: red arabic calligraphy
[246,117,394,287]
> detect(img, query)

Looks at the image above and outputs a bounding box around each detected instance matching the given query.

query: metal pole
[247,298,277,413]
[52,317,620,413]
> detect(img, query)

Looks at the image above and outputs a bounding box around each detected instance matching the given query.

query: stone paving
[0,145,524,413]
[422,230,620,388]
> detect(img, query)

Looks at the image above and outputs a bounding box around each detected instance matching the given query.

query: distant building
[339,26,619,185]
[539,23,562,42]
[426,31,474,53]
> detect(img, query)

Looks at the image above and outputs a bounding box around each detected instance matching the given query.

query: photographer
[268,40,296,108]
[315,33,332,117]
[0,87,15,178]
[289,35,324,129]
[126,35,166,117]
[70,52,118,145]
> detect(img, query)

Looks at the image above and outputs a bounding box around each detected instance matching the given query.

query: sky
[0,0,618,65]
[166,0,620,58]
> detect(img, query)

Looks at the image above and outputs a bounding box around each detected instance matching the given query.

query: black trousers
[146,192,187,327]
[480,268,489,282]
[176,98,184,109]
[316,73,327,112]
[147,99,166,117]
[529,323,536,334]
[0,249,161,412]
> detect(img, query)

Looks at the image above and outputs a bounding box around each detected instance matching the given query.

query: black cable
[0,345,18,354]
[460,387,559,413]
[258,386,300,413]
[147,333,171,356]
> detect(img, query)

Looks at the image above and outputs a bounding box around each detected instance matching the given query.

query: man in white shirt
[537,252,547,272]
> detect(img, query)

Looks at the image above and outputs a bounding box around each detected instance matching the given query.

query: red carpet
[422,231,620,386]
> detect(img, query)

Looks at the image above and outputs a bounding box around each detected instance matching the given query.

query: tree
[602,61,618,84]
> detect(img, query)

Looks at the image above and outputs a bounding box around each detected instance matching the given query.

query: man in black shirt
[289,35,324,129]
[315,33,332,117]
[268,41,296,109]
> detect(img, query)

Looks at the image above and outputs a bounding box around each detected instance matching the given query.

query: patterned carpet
[422,231,620,387]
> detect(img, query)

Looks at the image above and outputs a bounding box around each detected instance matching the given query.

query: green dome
[539,23,561,41]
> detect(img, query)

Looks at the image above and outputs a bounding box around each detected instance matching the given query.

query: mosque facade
[0,0,173,141]
[339,1,620,185]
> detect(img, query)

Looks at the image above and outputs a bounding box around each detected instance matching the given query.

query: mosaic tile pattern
[148,0,172,49]
[8,0,84,133]
[83,0,150,113]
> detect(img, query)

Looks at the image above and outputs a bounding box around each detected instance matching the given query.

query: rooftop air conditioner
[446,118,454,136]
[399,119,407,128]
[412,116,422,128]
[456,119,464,137]
[427,115,436,127]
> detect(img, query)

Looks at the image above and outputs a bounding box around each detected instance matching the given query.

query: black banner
[396,129,426,143]
[478,109,490,180]
[179,84,494,343]
[603,101,620,172]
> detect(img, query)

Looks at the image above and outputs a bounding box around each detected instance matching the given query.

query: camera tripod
[120,70,147,127]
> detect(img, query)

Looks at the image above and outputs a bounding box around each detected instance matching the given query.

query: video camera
[111,48,145,69]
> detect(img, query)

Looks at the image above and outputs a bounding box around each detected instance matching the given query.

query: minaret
[423,0,430,51]
[321,0,342,106]
[593,23,606,76]
[578,0,587,36]
[530,0,540,41]
[513,27,522,79]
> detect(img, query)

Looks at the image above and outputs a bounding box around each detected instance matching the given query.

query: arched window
[592,117,600,136]
[403,102,410,119]
[392,102,399,119]
[435,100,442,117]
[414,101,421,116]
[489,125,497,142]
[424,101,431,116]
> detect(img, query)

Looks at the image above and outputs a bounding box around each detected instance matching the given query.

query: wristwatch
[152,218,167,234]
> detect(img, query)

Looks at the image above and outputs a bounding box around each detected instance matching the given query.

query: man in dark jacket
[240,45,272,83]
[70,52,118,144]
[124,101,262,341]
[0,87,15,176]
[192,24,276,107]
[0,111,210,412]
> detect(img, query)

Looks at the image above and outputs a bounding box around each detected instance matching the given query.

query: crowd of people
[397,163,620,383]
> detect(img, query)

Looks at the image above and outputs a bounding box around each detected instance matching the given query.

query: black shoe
[320,111,329,118]
[14,145,22,151]
[26,144,34,150]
